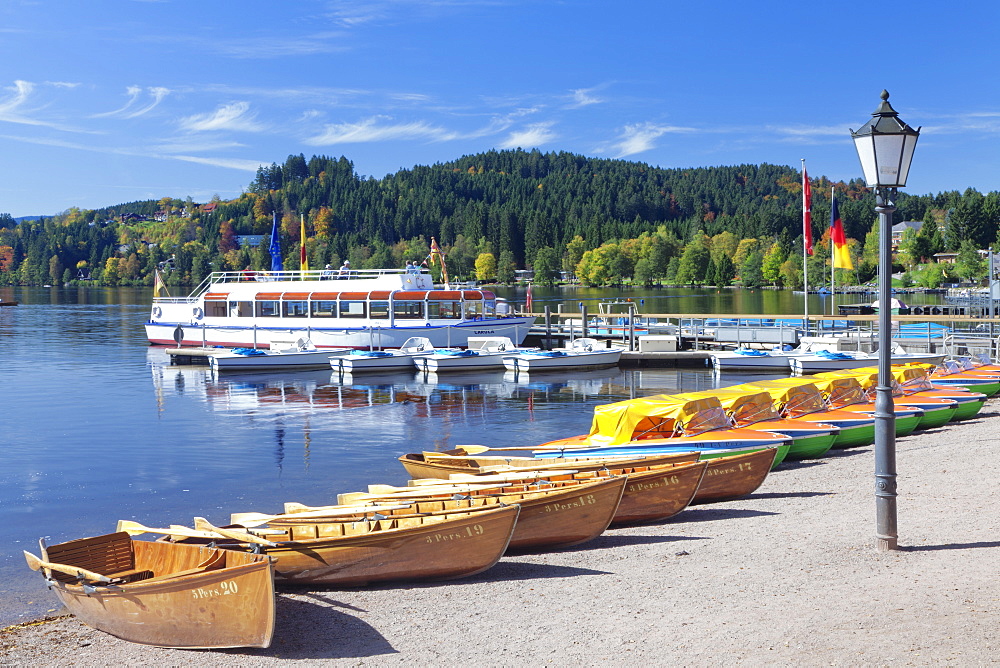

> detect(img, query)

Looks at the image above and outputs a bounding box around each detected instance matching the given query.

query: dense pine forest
[1,149,998,290]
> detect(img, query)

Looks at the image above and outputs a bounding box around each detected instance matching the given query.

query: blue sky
[2,0,999,217]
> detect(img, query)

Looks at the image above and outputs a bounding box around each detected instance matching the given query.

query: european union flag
[269,212,283,272]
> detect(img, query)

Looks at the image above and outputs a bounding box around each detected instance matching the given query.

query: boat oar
[192,517,277,547]
[23,551,112,583]
[230,504,413,528]
[116,520,281,541]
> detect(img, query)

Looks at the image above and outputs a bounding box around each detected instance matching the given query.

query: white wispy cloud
[0,79,94,132]
[0,132,264,171]
[208,32,349,58]
[607,122,697,157]
[92,86,171,119]
[179,102,265,133]
[498,122,557,149]
[326,0,510,28]
[569,87,603,108]
[171,155,265,171]
[306,115,458,144]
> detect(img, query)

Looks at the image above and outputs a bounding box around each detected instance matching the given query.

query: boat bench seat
[45,532,154,584]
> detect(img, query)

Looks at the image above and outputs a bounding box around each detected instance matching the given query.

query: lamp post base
[876,536,898,552]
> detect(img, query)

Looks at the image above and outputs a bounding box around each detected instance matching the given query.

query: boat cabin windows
[205,301,227,317]
[428,301,461,319]
[340,301,366,318]
[311,300,336,317]
[257,300,279,317]
[369,301,389,319]
[228,301,253,318]
[393,301,424,319]
[462,301,483,319]
[283,301,309,318]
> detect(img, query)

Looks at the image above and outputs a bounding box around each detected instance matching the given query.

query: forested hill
[0,149,996,287]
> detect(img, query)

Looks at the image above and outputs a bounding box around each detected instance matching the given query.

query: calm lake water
[0,284,943,626]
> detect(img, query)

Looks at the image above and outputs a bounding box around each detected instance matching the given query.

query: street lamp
[850,90,920,551]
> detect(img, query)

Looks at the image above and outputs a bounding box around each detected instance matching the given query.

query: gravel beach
[3,401,998,666]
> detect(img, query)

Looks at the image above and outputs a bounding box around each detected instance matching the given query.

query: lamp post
[850,90,920,551]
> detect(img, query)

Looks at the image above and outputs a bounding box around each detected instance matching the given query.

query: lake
[0,284,940,626]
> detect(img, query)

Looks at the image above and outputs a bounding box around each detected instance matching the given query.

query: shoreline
[3,403,998,665]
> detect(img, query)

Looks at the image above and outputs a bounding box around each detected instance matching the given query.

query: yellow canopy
[814,368,912,398]
[809,376,867,408]
[734,379,828,418]
[587,394,729,446]
[675,389,779,425]
[892,365,936,393]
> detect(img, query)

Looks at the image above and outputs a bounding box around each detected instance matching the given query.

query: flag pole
[831,186,836,319]
[802,159,811,338]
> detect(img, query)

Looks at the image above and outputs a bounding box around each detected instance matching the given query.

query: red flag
[803,167,814,256]
[525,282,533,312]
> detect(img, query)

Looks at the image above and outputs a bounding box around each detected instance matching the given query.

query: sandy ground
[2,401,998,666]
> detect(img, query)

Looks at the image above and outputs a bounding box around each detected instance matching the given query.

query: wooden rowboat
[173,504,520,586]
[23,532,275,649]
[448,462,708,526]
[403,448,776,505]
[690,448,777,503]
[398,450,700,480]
[333,476,628,551]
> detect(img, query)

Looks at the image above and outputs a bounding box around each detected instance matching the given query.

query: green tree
[533,246,559,286]
[761,241,786,286]
[954,240,985,283]
[497,250,516,284]
[740,251,765,287]
[675,240,710,284]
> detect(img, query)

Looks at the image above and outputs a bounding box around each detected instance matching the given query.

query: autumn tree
[474,252,497,282]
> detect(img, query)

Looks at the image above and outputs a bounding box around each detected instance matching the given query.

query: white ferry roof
[159,269,496,303]
[201,288,497,301]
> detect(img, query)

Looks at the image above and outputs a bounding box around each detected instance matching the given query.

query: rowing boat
[171,504,520,586]
[398,450,700,480]
[401,447,776,505]
[426,461,708,525]
[24,532,275,649]
[335,476,627,551]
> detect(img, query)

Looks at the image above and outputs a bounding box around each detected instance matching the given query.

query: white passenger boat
[709,346,799,371]
[147,269,534,350]
[209,338,352,372]
[333,337,436,373]
[789,348,945,374]
[414,336,528,372]
[503,338,622,372]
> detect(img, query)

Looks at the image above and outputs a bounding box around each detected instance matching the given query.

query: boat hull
[932,378,1000,397]
[503,349,623,372]
[790,353,946,374]
[415,352,511,372]
[334,351,432,372]
[709,352,793,371]
[398,451,700,480]
[691,448,778,504]
[245,505,519,586]
[350,477,627,551]
[39,534,275,649]
[210,349,349,371]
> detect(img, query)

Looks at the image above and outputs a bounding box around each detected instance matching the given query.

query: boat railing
[153,269,424,303]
